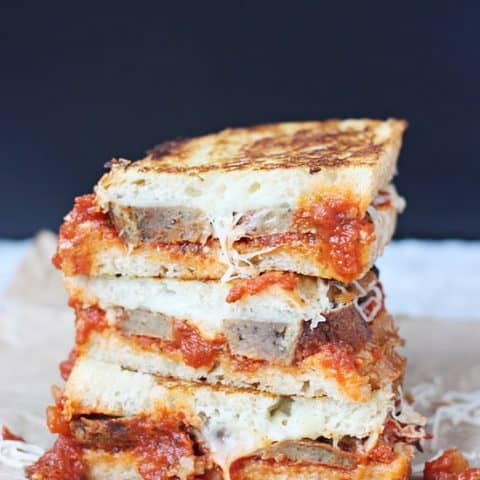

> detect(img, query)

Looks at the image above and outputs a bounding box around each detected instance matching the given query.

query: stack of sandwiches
[28,119,426,480]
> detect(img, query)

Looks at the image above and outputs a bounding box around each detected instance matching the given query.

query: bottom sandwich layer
[27,415,415,480]
[27,358,426,479]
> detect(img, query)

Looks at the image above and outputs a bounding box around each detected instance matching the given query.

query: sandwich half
[28,358,425,480]
[62,269,405,402]
[54,119,406,283]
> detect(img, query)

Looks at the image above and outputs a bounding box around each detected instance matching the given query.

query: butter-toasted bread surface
[123,119,405,175]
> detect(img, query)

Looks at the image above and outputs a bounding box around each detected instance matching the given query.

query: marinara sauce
[137,319,225,369]
[294,197,374,281]
[27,417,196,480]
[424,449,480,480]
[26,435,86,480]
[52,194,116,274]
[226,272,299,303]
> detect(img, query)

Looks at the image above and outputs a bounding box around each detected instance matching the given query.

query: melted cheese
[208,210,278,282]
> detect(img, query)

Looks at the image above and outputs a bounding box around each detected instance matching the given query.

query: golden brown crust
[137,119,407,175]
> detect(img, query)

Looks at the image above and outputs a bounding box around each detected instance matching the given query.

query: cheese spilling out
[208,210,278,283]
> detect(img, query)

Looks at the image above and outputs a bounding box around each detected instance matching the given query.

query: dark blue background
[1,1,478,238]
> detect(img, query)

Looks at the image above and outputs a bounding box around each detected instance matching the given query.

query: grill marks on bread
[134,120,406,174]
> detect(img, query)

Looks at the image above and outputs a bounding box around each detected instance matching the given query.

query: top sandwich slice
[93,119,406,282]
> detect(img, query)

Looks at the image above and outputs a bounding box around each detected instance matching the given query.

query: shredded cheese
[430,390,480,449]
[373,185,406,212]
[357,431,381,454]
[409,378,480,471]
[0,439,43,470]
[353,283,383,323]
[209,211,278,282]
[351,280,368,296]
[211,187,405,283]
[309,313,327,329]
[393,387,427,428]
[412,379,480,448]
[331,281,348,293]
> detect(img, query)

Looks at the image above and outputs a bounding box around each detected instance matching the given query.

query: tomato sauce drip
[172,320,224,369]
[52,194,116,274]
[367,438,396,464]
[28,415,199,480]
[70,301,108,344]
[59,348,78,380]
[137,320,225,369]
[367,418,408,464]
[46,405,70,436]
[40,417,195,480]
[294,198,374,281]
[2,425,24,441]
[26,435,86,480]
[230,456,252,480]
[226,272,299,303]
[296,337,357,369]
[424,449,480,480]
[316,343,358,382]
[123,417,194,480]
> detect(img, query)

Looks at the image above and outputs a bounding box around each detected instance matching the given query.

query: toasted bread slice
[83,443,412,480]
[98,119,405,217]
[63,358,425,478]
[92,120,406,281]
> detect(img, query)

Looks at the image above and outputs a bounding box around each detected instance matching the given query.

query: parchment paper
[1,232,479,478]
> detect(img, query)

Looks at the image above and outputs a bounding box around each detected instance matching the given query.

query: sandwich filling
[64,268,379,343]
[60,277,404,401]
[53,186,402,282]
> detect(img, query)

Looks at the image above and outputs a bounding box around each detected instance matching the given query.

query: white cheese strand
[351,280,367,296]
[392,386,427,429]
[0,439,43,469]
[410,378,480,469]
[209,211,277,283]
[309,313,327,330]
[353,284,383,323]
[430,391,480,449]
